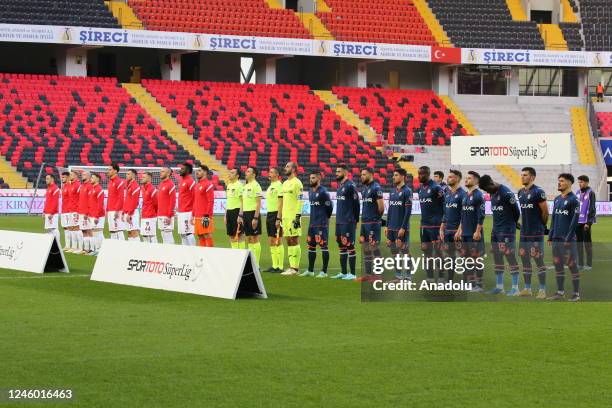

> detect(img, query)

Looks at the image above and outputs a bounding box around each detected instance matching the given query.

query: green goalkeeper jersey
[226,181,243,211]
[266,180,283,213]
[242,180,262,212]
[281,176,303,219]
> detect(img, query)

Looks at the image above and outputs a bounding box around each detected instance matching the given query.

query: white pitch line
[0,273,90,280]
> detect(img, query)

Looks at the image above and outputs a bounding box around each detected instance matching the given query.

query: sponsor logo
[492,205,504,212]
[462,205,475,211]
[193,34,203,49]
[483,50,530,64]
[0,241,24,262]
[333,43,378,57]
[469,140,548,160]
[61,27,73,42]
[467,49,477,63]
[420,198,433,203]
[210,36,256,51]
[127,258,204,281]
[555,209,570,216]
[521,203,534,209]
[445,202,459,208]
[389,200,403,206]
[79,29,128,44]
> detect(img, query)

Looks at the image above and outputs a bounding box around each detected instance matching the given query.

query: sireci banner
[450,133,571,166]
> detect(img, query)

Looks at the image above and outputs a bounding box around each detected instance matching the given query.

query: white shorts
[44,214,59,229]
[123,210,140,232]
[61,212,77,227]
[92,216,105,230]
[107,211,124,232]
[177,212,194,234]
[80,214,92,230]
[141,218,157,236]
[158,216,175,232]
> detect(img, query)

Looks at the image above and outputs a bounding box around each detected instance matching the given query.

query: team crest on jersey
[527,194,531,199]
[564,200,568,205]
[427,189,431,194]
[454,194,458,198]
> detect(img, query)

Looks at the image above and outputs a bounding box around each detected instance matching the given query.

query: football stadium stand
[558,22,584,51]
[0,74,227,188]
[579,0,612,51]
[315,0,437,45]
[596,112,612,137]
[128,0,312,38]
[141,80,398,188]
[0,0,119,28]
[426,0,545,49]
[331,87,467,146]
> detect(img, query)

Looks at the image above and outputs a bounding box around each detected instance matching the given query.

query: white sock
[187,234,196,246]
[48,229,60,244]
[95,231,104,250]
[76,230,84,250]
[63,230,71,248]
[161,231,174,244]
[180,234,187,245]
[84,236,90,251]
[128,236,140,242]
[117,232,125,240]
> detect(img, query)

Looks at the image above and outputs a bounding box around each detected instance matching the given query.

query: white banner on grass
[450,133,571,165]
[91,240,267,300]
[0,230,69,273]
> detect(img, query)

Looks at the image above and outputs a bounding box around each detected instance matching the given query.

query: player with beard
[548,174,581,301]
[357,167,384,282]
[278,162,304,276]
[140,172,158,243]
[178,163,197,246]
[157,167,176,244]
[417,166,445,283]
[517,167,549,299]
[332,164,360,280]
[439,169,466,282]
[479,175,521,295]
[385,168,412,280]
[123,169,141,242]
[434,170,450,194]
[301,171,333,278]
[456,171,485,290]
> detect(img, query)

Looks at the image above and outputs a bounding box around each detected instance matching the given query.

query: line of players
[42,163,216,256]
[42,161,583,300]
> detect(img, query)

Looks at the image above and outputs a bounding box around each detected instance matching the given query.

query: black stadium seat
[0,0,119,28]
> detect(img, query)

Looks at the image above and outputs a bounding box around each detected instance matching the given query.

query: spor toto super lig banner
[91,239,266,300]
[0,23,610,67]
[450,133,571,166]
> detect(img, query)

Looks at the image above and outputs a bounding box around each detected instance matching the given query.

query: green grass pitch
[1,215,611,407]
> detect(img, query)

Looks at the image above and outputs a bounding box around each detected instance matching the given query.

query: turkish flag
[431,46,462,64]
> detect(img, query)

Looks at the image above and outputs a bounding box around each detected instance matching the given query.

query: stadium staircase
[561,0,579,23]
[122,83,229,182]
[439,95,521,189]
[570,107,596,164]
[0,157,30,188]
[451,95,603,197]
[538,24,569,50]
[505,0,528,21]
[105,1,144,30]
[412,0,452,46]
[296,12,334,40]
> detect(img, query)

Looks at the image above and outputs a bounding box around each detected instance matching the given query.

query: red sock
[198,237,206,246]
[205,237,214,247]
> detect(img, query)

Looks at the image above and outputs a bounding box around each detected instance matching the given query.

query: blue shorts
[491,232,516,252]
[386,228,409,245]
[335,223,356,246]
[551,239,578,266]
[420,226,441,243]
[459,236,485,257]
[307,225,329,248]
[519,236,545,258]
[360,222,381,244]
[444,230,459,243]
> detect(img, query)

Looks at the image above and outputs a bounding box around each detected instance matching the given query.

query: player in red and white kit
[177,162,196,246]
[89,173,106,255]
[68,170,83,252]
[123,169,141,242]
[78,171,94,254]
[157,167,176,244]
[107,163,126,240]
[60,172,72,251]
[43,174,60,244]
[192,166,215,247]
[140,172,158,243]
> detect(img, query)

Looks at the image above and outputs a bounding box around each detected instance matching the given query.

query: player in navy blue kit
[301,172,333,278]
[333,164,360,280]
[357,167,384,282]
[433,171,450,195]
[439,169,467,282]
[479,175,521,295]
[517,167,549,299]
[548,173,581,301]
[456,171,485,290]
[386,168,413,280]
[417,166,445,282]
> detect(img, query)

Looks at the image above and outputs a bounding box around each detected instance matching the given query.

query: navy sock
[321,248,329,273]
[308,248,316,272]
[339,249,348,275]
